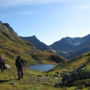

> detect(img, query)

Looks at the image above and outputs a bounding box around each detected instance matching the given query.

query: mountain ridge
[22,36,52,51]
[50,34,90,59]
[22,33,90,60]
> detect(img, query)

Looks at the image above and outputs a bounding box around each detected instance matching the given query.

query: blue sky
[0,0,90,45]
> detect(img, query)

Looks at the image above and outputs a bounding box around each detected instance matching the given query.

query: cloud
[0,0,74,8]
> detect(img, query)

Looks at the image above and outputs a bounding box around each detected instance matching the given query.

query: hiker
[0,54,5,72]
[15,55,25,80]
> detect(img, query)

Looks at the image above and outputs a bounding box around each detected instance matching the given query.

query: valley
[0,21,90,90]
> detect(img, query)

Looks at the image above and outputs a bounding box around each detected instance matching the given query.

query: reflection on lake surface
[29,64,55,72]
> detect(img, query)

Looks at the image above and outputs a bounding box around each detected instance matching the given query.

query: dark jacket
[15,56,25,68]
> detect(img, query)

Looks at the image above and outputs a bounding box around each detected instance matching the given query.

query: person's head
[0,54,2,57]
[17,55,20,60]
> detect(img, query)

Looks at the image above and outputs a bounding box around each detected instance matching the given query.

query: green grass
[0,66,79,90]
[0,66,61,90]
[0,65,90,90]
[51,52,90,74]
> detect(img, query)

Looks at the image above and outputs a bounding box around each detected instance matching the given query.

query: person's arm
[21,59,25,66]
[15,60,17,67]
[15,58,19,67]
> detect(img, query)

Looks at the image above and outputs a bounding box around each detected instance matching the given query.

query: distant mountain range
[23,33,90,60]
[50,34,90,59]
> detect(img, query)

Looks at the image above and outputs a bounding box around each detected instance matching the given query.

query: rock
[54,77,58,80]
[5,64,11,69]
[9,82,17,87]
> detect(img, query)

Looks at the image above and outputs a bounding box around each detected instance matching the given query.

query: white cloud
[0,0,74,8]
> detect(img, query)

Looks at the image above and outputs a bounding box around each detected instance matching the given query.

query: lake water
[29,64,55,72]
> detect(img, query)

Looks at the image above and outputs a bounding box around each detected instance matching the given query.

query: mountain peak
[51,34,90,59]
[0,22,17,35]
[22,36,52,51]
[30,35,37,39]
[0,21,2,23]
[84,34,90,38]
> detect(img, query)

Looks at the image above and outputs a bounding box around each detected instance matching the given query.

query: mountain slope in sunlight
[0,21,66,65]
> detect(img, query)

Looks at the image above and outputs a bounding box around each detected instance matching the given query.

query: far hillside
[50,35,90,59]
[53,52,90,74]
[50,52,90,88]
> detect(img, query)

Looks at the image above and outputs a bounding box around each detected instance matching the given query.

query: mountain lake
[29,64,55,72]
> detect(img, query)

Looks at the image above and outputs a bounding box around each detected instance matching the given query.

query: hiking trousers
[0,62,5,72]
[17,67,23,80]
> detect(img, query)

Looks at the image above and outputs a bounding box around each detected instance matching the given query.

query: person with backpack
[0,54,5,72]
[15,55,25,80]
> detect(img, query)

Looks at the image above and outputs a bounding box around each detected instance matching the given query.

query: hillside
[50,35,90,59]
[49,52,90,88]
[53,52,90,72]
[0,21,66,65]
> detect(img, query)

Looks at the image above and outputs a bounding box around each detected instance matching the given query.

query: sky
[0,0,90,45]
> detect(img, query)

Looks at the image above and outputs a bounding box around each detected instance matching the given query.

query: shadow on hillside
[0,79,11,83]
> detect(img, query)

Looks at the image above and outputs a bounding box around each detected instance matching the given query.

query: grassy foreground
[0,66,60,90]
[0,66,90,90]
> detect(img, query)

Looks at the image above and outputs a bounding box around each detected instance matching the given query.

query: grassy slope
[46,52,90,89]
[0,22,67,90]
[0,22,66,66]
[53,52,90,73]
[0,65,90,90]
